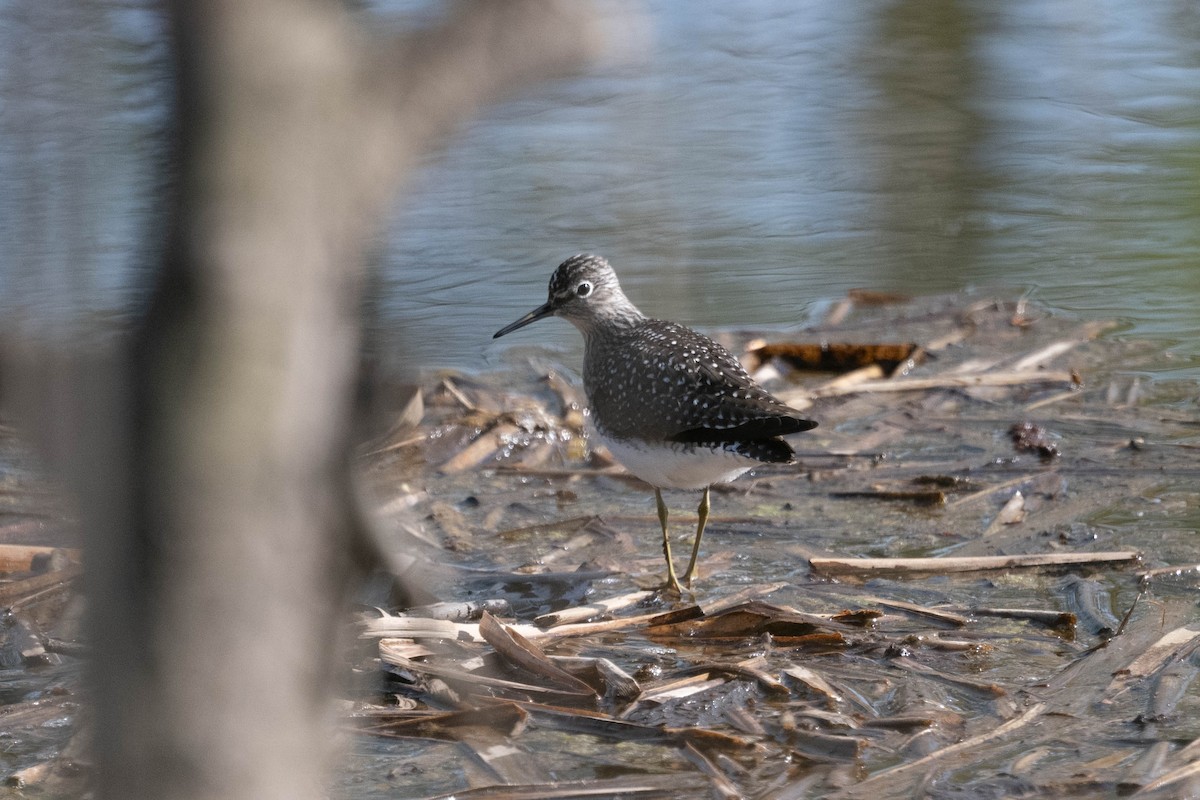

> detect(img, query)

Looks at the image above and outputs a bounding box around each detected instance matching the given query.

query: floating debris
[1010,420,1063,460]
[747,341,925,375]
[2,292,1196,798]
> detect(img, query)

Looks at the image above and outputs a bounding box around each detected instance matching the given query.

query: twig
[810,551,1140,576]
[871,598,969,627]
[946,474,1042,510]
[439,377,477,412]
[1141,564,1200,581]
[1008,340,1081,371]
[1023,388,1084,411]
[534,590,654,627]
[782,665,843,704]
[946,606,1076,630]
[807,370,1075,399]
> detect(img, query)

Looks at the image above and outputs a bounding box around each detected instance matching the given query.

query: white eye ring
[576,282,593,297]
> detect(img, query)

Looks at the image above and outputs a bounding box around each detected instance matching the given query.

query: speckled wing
[584,320,817,454]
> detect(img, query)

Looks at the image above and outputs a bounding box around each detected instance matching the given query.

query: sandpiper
[494,254,816,594]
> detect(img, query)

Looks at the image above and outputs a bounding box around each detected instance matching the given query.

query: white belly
[599,432,753,490]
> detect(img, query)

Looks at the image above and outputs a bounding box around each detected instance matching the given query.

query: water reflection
[2,0,1198,379]
[860,0,987,289]
[381,0,1200,377]
[0,1,169,334]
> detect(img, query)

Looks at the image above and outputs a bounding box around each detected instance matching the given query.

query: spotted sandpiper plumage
[494,254,817,594]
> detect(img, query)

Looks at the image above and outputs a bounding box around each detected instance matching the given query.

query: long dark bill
[493,301,555,338]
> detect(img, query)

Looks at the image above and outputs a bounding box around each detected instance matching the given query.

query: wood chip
[671,660,790,696]
[788,728,867,761]
[368,617,488,642]
[1110,624,1200,685]
[749,342,924,373]
[548,655,641,702]
[4,760,52,788]
[636,674,725,703]
[860,715,941,732]
[478,613,597,698]
[782,665,843,704]
[440,422,520,474]
[0,544,80,574]
[681,742,742,800]
[645,600,838,640]
[380,650,588,700]
[370,601,677,646]
[828,608,884,627]
[984,490,1026,533]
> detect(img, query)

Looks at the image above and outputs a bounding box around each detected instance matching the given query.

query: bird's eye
[576,282,593,297]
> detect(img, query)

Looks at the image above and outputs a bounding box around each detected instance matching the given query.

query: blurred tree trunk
[71,2,607,798]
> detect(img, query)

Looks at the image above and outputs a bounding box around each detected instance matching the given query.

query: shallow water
[347,293,1200,799]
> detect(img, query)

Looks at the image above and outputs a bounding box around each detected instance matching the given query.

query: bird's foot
[654,575,693,601]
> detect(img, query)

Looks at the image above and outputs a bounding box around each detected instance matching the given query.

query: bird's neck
[570,296,646,340]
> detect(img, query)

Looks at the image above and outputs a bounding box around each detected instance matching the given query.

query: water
[377,0,1200,380]
[2,0,1199,378]
[1,5,1198,794]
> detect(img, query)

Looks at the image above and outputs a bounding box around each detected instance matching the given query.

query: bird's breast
[595,430,755,490]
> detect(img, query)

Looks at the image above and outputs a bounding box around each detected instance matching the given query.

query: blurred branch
[11,2,614,799]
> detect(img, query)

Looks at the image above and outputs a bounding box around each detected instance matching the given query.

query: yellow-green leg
[655,488,684,595]
[681,486,710,588]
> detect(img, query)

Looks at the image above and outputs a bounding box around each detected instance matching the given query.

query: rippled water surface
[3,0,1198,379]
[377,0,1200,380]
